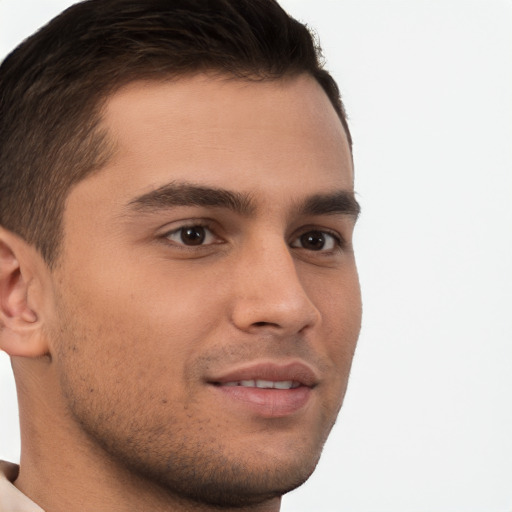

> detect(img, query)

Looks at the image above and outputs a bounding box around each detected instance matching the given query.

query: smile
[207,361,318,418]
[216,380,301,389]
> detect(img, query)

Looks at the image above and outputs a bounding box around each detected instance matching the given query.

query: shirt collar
[0,461,45,512]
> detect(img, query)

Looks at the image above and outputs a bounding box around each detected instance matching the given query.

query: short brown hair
[0,0,351,267]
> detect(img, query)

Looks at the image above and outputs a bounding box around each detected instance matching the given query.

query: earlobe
[0,229,49,358]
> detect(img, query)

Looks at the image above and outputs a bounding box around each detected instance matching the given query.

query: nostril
[252,321,278,328]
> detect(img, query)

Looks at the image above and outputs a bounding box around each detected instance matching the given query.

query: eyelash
[162,221,221,247]
[161,222,345,253]
[290,229,344,253]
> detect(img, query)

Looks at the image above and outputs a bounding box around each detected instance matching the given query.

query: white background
[1,1,511,511]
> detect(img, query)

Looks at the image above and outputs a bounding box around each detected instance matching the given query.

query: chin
[159,454,320,508]
[109,437,323,509]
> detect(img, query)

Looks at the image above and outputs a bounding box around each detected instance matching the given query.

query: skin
[0,73,361,512]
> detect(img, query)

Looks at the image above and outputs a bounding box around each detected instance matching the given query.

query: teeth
[273,381,295,389]
[220,380,299,389]
[256,379,274,388]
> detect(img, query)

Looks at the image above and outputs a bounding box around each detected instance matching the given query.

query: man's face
[45,74,361,507]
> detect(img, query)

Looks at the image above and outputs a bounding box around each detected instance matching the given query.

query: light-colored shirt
[0,461,44,512]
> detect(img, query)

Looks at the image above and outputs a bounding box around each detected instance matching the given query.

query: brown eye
[291,230,338,251]
[180,226,206,245]
[165,225,217,246]
[300,231,326,251]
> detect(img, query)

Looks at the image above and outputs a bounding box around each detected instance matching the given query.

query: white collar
[0,461,44,512]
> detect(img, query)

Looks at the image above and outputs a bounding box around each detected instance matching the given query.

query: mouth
[214,380,301,390]
[207,362,318,418]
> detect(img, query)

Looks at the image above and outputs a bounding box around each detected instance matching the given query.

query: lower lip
[211,385,312,418]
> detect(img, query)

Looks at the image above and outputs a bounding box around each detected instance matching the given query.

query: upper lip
[207,361,319,388]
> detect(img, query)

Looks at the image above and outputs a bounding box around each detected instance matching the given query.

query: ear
[0,227,49,357]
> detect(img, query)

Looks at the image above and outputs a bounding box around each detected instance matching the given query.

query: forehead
[109,75,352,182]
[66,74,353,223]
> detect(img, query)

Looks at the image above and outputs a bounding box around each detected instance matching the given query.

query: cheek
[307,264,362,341]
[66,257,223,340]
[51,265,227,403]
[51,291,203,442]
[306,267,362,391]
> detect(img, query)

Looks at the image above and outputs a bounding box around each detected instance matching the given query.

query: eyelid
[160,219,223,247]
[289,227,344,252]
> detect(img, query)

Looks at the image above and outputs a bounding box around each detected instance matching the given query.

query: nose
[230,235,321,336]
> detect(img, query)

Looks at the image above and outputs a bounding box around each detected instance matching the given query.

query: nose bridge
[230,233,321,333]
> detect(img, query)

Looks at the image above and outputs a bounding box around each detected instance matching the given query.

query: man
[0,0,361,510]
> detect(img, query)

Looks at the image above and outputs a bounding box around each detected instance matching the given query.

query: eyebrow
[128,182,255,216]
[127,181,360,219]
[299,191,361,219]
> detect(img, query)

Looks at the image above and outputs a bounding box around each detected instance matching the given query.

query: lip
[208,361,319,387]
[207,361,318,418]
